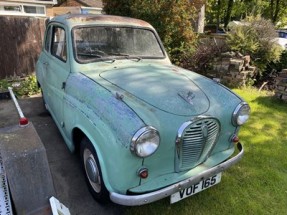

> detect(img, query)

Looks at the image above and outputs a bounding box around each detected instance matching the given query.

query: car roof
[50,14,153,29]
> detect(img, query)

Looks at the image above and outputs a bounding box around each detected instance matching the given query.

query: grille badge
[201,123,208,139]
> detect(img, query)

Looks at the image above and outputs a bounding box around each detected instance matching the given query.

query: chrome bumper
[110,143,243,206]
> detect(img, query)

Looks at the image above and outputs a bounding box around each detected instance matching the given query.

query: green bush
[15,75,40,97]
[226,25,259,55]
[227,18,282,76]
[268,49,287,72]
[0,79,9,92]
[260,49,287,90]
[103,0,197,66]
[0,74,40,97]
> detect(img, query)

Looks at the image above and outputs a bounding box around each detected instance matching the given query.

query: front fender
[63,73,145,193]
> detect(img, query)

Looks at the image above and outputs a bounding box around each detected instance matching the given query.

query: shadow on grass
[252,94,286,110]
[244,94,287,140]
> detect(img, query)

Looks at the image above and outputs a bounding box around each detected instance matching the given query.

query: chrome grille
[175,117,220,172]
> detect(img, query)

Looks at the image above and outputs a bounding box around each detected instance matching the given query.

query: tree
[189,0,207,33]
[103,0,197,65]
[216,0,221,31]
[223,0,234,28]
[102,0,133,16]
[206,0,287,27]
[268,0,285,24]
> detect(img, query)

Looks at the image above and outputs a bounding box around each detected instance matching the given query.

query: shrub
[189,36,229,73]
[260,49,287,90]
[0,74,40,97]
[15,75,40,96]
[226,18,282,76]
[0,79,9,92]
[226,25,259,55]
[275,50,287,71]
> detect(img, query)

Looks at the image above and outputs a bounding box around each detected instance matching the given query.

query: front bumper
[110,143,244,206]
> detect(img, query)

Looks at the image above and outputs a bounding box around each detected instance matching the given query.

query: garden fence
[0,16,46,79]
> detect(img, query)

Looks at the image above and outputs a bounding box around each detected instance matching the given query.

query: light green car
[36,14,250,206]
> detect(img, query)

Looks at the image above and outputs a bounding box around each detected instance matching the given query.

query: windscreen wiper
[108,52,142,61]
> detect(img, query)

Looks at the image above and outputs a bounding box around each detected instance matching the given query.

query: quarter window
[45,26,52,52]
[51,27,67,62]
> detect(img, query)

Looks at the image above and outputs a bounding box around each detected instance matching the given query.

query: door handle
[43,62,49,71]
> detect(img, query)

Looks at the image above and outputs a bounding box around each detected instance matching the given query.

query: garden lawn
[126,88,287,215]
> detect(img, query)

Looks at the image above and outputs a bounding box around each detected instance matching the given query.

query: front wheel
[80,138,109,203]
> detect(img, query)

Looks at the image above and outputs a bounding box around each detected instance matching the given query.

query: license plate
[170,173,222,204]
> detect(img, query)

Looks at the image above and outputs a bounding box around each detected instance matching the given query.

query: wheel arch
[71,126,113,192]
[72,127,86,154]
[71,126,108,156]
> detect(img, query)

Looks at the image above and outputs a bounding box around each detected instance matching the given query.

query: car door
[42,24,70,128]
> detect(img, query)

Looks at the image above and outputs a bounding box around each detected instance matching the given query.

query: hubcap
[83,148,101,193]
[86,157,99,183]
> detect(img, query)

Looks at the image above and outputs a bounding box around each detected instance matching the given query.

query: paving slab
[0,123,55,214]
[9,95,126,215]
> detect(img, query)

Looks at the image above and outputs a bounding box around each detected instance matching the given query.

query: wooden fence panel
[0,16,46,79]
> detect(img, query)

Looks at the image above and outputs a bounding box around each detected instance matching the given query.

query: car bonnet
[97,64,210,116]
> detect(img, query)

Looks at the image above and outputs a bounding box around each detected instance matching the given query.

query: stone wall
[275,69,287,102]
[207,53,256,87]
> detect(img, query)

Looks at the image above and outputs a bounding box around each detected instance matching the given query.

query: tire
[80,138,110,203]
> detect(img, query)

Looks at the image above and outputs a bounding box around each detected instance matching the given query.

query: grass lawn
[126,88,287,215]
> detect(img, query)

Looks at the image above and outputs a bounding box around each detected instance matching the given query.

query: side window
[51,27,67,62]
[44,26,52,52]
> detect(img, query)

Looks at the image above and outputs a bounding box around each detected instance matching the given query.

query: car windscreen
[73,26,165,63]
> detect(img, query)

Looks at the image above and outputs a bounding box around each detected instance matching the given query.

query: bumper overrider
[110,143,244,206]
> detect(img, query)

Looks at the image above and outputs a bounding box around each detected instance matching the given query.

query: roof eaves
[74,0,89,7]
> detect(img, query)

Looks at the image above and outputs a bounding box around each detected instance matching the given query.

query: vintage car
[36,14,250,206]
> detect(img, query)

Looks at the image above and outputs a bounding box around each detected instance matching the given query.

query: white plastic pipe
[8,87,28,126]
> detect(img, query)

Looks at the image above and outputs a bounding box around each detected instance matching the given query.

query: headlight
[131,126,160,158]
[232,102,250,126]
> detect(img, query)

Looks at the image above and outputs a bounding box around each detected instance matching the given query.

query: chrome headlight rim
[232,102,250,126]
[131,126,160,158]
